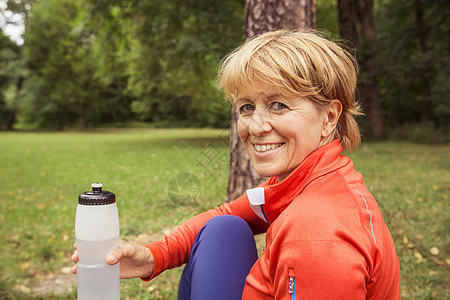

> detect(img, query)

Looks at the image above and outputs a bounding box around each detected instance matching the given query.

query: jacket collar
[247,139,350,224]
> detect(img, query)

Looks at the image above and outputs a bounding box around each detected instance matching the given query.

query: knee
[203,215,253,239]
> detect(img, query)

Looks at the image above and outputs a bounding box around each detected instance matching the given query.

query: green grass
[0,129,448,299]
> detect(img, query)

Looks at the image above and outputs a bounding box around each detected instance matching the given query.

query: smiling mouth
[253,143,284,153]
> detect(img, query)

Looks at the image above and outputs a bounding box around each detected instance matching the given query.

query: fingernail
[107,255,116,263]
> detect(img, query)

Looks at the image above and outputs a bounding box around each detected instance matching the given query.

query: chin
[254,167,281,179]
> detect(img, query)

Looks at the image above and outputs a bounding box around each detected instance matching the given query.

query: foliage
[22,0,126,129]
[0,0,449,135]
[0,29,27,129]
[376,0,450,130]
[0,129,448,298]
[316,0,339,36]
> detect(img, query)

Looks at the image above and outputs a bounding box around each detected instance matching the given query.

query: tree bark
[337,0,384,139]
[227,0,316,202]
[244,0,316,41]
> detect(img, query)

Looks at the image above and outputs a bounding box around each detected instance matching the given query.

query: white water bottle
[75,183,120,300]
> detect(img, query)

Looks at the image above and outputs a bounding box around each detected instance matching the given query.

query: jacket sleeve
[142,191,269,281]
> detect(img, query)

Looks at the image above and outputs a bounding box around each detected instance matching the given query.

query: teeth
[254,143,282,152]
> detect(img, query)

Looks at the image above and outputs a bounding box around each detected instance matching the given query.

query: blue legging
[177,215,258,300]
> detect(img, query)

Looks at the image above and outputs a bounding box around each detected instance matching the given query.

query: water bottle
[75,183,120,300]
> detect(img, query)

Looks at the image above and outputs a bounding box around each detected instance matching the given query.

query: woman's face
[236,80,334,181]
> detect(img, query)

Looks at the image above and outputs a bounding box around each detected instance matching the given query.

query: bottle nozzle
[91,182,103,192]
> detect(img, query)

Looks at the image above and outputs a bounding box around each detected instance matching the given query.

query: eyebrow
[267,93,282,100]
[236,93,282,103]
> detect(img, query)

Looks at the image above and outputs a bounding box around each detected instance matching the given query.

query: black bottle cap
[78,183,116,205]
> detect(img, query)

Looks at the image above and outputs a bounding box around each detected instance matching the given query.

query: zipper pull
[288,276,295,294]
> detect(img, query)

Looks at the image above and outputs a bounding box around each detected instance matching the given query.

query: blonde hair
[218,29,363,151]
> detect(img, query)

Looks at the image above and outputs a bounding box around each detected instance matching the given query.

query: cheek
[285,122,322,152]
[237,117,249,142]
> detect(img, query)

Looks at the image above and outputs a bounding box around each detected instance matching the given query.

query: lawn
[0,128,448,299]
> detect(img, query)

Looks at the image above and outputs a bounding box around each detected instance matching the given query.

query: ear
[321,100,342,138]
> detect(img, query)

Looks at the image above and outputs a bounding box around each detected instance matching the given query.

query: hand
[71,239,154,279]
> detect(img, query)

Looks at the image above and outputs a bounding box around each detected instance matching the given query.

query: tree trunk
[414,0,431,123]
[244,0,316,41]
[357,0,384,138]
[337,0,384,139]
[79,101,87,131]
[337,0,358,47]
[7,109,16,131]
[7,76,24,131]
[79,81,88,131]
[227,0,317,202]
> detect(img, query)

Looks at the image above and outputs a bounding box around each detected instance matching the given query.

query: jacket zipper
[288,268,295,300]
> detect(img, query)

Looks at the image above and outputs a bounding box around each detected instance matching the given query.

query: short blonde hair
[218,29,362,150]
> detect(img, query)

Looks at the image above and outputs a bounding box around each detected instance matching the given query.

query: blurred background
[0,0,448,141]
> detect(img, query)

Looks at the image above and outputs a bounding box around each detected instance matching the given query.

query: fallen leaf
[429,246,440,256]
[407,243,414,249]
[21,261,30,270]
[445,258,450,265]
[433,260,446,268]
[432,185,438,190]
[401,285,409,298]
[428,271,440,276]
[15,284,31,294]
[417,197,423,202]
[402,236,408,244]
[10,234,20,241]
[414,252,424,263]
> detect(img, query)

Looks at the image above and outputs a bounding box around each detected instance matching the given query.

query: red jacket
[144,140,401,299]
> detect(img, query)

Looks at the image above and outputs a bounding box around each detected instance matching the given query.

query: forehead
[236,78,281,99]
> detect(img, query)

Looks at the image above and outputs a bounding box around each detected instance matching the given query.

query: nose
[248,106,272,136]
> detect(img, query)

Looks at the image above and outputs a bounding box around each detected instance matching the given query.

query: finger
[71,264,77,274]
[73,242,77,250]
[71,250,79,262]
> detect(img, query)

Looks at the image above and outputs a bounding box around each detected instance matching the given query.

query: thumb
[106,251,118,265]
[106,243,132,265]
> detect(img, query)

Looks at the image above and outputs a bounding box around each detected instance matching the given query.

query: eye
[239,103,255,115]
[270,101,289,112]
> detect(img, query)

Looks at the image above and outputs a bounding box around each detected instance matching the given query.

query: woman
[72,29,400,299]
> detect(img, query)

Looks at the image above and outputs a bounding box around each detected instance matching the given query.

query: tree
[0,0,33,130]
[375,0,449,131]
[414,0,431,123]
[84,0,243,127]
[23,0,125,129]
[24,0,85,129]
[337,0,384,139]
[227,0,317,201]
[0,33,27,130]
